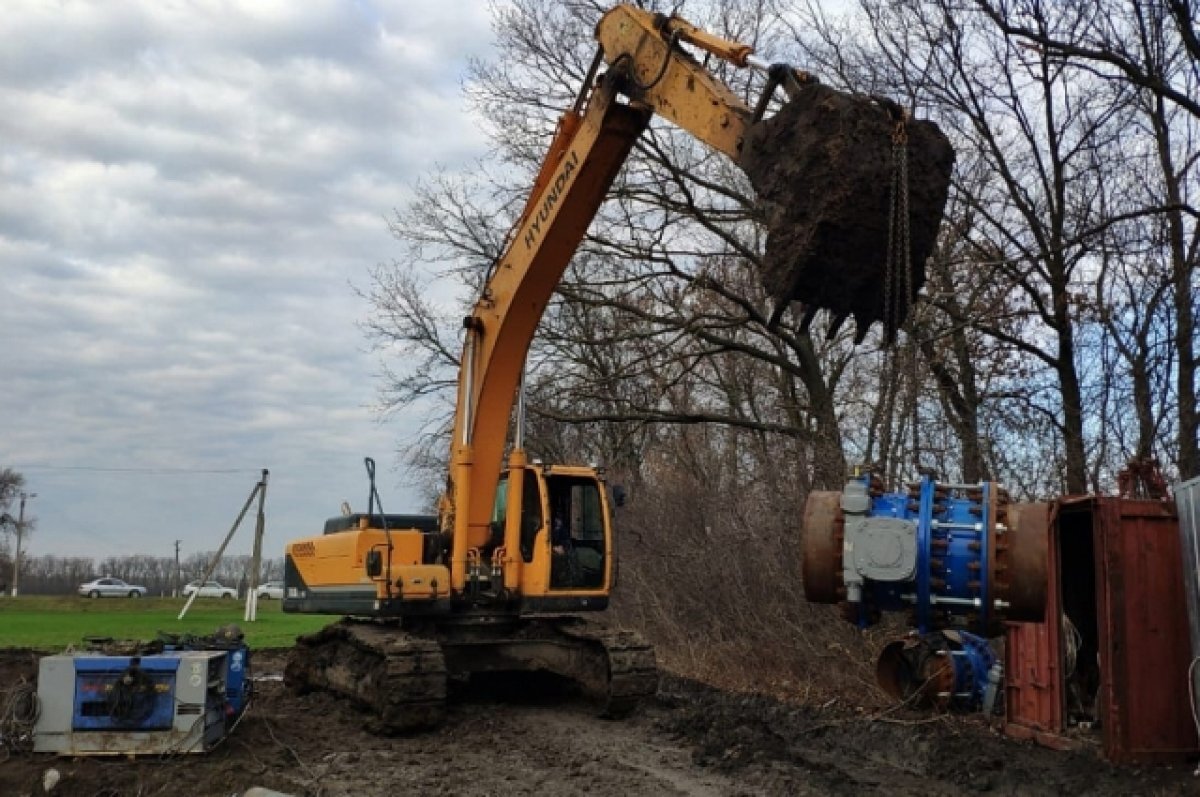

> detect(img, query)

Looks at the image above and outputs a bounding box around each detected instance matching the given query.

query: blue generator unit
[32,643,250,755]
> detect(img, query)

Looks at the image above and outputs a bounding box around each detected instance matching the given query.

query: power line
[14,465,261,475]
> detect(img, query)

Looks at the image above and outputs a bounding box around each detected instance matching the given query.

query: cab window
[547,475,606,589]
[492,471,545,562]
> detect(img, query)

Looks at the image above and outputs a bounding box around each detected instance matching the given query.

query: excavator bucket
[739,83,954,342]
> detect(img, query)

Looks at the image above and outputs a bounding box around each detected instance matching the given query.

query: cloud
[0,1,494,561]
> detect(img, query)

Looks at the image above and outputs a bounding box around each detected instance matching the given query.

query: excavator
[281,4,954,731]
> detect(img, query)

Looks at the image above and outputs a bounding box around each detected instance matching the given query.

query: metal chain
[887,116,911,338]
[895,120,920,473]
[883,140,898,342]
[885,111,922,478]
[881,153,896,479]
[879,116,904,481]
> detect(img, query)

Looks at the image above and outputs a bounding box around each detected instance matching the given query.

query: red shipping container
[1005,496,1199,763]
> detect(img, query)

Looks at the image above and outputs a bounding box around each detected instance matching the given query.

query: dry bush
[606,431,896,709]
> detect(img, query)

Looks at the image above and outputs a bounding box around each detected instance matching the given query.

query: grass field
[0,595,332,649]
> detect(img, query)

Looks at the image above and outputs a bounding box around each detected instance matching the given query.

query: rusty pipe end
[801,491,844,604]
[1003,502,1049,623]
[876,636,955,709]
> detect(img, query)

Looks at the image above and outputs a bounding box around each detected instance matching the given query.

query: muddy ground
[1,648,1195,797]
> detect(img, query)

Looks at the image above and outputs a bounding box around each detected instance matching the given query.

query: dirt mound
[740,83,954,342]
[655,676,1193,795]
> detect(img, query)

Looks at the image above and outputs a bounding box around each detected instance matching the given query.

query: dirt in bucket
[740,82,954,342]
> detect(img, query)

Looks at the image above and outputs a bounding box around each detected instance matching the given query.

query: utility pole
[174,539,182,598]
[11,491,37,597]
[245,469,269,623]
[178,470,268,621]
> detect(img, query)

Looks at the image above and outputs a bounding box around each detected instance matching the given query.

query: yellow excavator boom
[446,4,803,592]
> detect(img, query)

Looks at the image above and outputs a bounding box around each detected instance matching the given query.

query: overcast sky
[1,1,493,564]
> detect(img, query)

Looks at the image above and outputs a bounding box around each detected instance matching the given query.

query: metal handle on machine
[365,457,394,598]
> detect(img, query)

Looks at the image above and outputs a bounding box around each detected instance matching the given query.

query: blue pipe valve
[805,473,1016,636]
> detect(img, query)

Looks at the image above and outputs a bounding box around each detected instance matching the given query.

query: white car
[256,580,285,600]
[79,577,147,599]
[183,580,238,599]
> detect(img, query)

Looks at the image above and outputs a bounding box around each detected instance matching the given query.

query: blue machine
[33,630,251,755]
[70,654,181,731]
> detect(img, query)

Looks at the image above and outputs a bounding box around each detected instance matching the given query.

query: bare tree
[774,0,1199,493]
[974,0,1200,121]
[972,0,1200,479]
[1123,2,1200,478]
[828,0,1137,493]
[0,468,26,539]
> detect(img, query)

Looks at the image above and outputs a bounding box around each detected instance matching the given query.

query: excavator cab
[492,464,612,597]
[546,473,608,589]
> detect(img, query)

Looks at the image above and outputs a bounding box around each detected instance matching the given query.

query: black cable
[610,30,680,94]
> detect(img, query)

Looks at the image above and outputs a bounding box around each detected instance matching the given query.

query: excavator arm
[446,5,808,593]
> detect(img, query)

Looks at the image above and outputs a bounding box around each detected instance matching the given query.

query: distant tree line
[3,552,286,597]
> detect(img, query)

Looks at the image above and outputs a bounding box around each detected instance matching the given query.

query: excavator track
[285,619,447,734]
[554,621,658,718]
[285,615,656,733]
